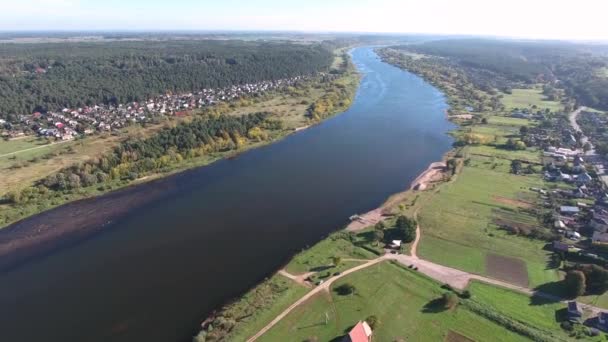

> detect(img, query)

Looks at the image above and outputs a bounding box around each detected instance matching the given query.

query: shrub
[365,315,379,330]
[335,283,356,296]
[441,292,459,309]
[460,290,471,299]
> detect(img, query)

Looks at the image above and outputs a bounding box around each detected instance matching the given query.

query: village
[0,76,307,141]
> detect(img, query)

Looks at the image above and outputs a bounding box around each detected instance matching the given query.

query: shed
[560,206,580,215]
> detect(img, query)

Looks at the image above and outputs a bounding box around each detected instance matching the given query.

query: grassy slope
[285,236,377,275]
[226,274,310,342]
[261,262,532,342]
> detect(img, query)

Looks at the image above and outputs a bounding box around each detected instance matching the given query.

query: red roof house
[344,321,372,342]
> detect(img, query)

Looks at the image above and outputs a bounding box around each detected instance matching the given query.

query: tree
[335,283,356,296]
[373,230,384,246]
[510,160,522,174]
[565,270,586,298]
[374,221,385,231]
[441,292,459,309]
[583,142,592,153]
[519,126,529,136]
[396,215,417,242]
[365,315,379,330]
[331,256,342,267]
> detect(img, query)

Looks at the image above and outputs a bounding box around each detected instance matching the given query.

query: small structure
[568,301,583,323]
[344,321,373,342]
[390,240,402,249]
[560,206,580,215]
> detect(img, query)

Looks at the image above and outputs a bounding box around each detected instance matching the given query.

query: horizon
[2,0,608,41]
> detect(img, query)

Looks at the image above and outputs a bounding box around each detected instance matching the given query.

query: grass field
[285,233,378,275]
[501,88,563,112]
[416,154,559,287]
[260,262,549,342]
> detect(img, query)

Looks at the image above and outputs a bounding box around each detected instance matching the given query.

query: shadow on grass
[530,281,566,306]
[555,308,568,323]
[309,265,333,272]
[422,298,448,313]
[297,321,328,330]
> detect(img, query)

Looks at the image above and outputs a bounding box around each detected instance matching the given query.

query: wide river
[0,47,454,342]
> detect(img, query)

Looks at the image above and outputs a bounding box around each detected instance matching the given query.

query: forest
[398,39,608,110]
[0,40,333,117]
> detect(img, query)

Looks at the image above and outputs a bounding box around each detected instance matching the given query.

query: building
[560,206,580,215]
[390,240,402,249]
[343,321,373,342]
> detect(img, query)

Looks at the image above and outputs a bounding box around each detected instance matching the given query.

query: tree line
[4,112,281,207]
[0,40,333,117]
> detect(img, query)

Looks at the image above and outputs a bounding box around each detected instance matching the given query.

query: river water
[0,47,454,342]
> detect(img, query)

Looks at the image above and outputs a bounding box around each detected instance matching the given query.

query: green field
[285,233,378,275]
[467,281,565,330]
[417,155,558,287]
[501,88,563,112]
[260,262,560,342]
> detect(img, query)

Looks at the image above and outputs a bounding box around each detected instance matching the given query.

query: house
[568,301,583,323]
[565,230,581,240]
[343,321,373,342]
[390,240,402,249]
[560,206,580,215]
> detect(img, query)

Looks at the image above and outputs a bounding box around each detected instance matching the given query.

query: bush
[365,315,379,330]
[441,292,459,309]
[335,283,356,296]
[564,270,586,298]
[460,290,471,299]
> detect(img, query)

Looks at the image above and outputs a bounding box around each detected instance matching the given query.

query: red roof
[348,322,370,342]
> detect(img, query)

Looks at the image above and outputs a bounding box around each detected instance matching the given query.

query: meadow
[501,88,564,112]
[260,262,574,342]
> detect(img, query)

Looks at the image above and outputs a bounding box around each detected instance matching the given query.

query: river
[0,47,454,342]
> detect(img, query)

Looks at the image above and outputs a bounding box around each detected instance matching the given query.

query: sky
[2,0,608,41]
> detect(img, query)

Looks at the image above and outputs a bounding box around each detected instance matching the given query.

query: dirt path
[0,140,70,158]
[278,269,314,288]
[246,257,386,342]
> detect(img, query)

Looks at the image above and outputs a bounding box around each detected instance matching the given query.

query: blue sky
[2,0,608,40]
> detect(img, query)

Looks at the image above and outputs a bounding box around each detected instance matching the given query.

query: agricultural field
[260,262,568,342]
[501,88,563,112]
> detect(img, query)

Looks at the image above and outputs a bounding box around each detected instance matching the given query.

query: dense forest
[0,40,333,117]
[397,39,608,110]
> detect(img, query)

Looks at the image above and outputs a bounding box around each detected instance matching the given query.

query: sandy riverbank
[345,160,448,231]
